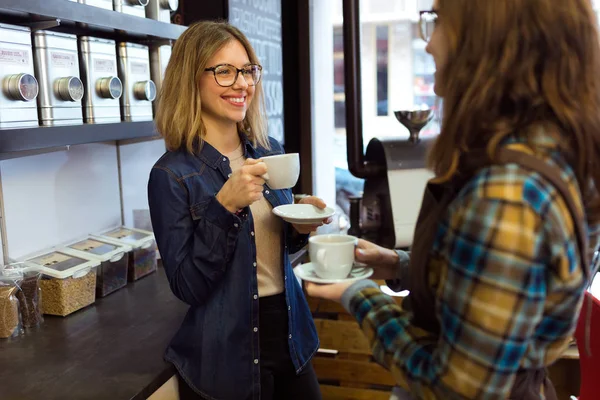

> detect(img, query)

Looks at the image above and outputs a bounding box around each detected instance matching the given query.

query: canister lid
[91,227,155,250]
[25,251,99,280]
[62,238,131,263]
[0,23,31,33]
[118,42,149,51]
[79,36,116,46]
[33,30,77,40]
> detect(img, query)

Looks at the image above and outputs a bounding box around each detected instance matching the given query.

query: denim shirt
[147,135,319,400]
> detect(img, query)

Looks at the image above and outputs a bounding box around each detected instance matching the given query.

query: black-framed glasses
[204,63,263,87]
[419,10,438,43]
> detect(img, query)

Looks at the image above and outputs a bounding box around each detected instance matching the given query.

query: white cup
[309,234,357,280]
[260,153,300,189]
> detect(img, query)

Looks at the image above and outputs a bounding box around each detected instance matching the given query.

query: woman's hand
[292,196,333,234]
[355,239,400,280]
[304,281,355,303]
[216,158,268,213]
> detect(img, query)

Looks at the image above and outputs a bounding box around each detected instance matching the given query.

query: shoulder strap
[497,148,590,279]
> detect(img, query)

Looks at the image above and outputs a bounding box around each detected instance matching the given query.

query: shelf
[0,121,160,159]
[0,0,186,41]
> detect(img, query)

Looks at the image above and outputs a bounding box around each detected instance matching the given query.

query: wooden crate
[309,290,398,399]
[308,294,582,400]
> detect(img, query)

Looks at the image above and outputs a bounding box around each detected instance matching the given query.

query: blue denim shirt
[147,135,319,400]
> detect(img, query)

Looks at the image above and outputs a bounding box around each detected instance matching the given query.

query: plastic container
[92,227,157,282]
[24,251,99,317]
[1,263,43,328]
[0,271,23,339]
[62,238,131,297]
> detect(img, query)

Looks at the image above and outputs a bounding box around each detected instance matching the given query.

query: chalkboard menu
[228,0,285,144]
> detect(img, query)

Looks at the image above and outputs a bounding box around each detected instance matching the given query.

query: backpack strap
[497,148,590,279]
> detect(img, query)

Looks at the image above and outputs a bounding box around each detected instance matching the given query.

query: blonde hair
[429,0,600,223]
[156,20,269,153]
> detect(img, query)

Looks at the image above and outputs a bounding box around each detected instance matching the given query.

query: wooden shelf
[0,0,186,41]
[0,121,160,159]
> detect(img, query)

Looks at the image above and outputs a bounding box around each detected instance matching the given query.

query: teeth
[227,97,244,103]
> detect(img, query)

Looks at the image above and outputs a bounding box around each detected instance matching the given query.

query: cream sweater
[225,144,284,297]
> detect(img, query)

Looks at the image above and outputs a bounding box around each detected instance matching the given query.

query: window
[333,27,345,129]
[376,25,389,116]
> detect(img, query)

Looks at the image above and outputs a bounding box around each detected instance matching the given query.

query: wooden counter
[0,266,186,400]
[0,249,309,400]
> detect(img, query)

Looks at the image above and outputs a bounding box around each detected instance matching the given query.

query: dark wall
[281,0,313,194]
[173,0,228,24]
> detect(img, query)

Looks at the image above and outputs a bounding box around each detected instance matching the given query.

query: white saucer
[272,204,335,225]
[294,262,373,284]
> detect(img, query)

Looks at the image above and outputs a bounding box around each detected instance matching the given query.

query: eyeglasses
[419,10,438,43]
[204,63,263,87]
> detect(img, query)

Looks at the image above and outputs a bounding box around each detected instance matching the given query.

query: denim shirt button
[228,173,232,178]
[253,262,257,267]
[253,327,258,332]
[265,190,270,194]
[223,157,227,162]
[253,294,258,300]
[251,231,255,237]
[288,306,291,311]
[288,334,292,339]
[234,223,239,228]
[254,359,259,364]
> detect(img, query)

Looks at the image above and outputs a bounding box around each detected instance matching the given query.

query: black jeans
[178,293,322,400]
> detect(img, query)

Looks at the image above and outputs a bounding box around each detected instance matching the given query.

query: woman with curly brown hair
[307,0,600,398]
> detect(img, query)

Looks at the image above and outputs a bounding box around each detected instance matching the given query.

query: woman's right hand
[216,158,268,213]
[355,239,401,280]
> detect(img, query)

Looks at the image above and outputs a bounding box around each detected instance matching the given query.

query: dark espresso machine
[342,0,437,250]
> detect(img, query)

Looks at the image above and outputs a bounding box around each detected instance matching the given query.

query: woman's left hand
[292,196,332,234]
[304,281,355,303]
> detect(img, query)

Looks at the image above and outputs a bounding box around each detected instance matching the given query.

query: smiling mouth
[223,96,246,107]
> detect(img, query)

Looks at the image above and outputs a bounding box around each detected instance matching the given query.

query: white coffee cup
[260,153,300,189]
[309,234,358,280]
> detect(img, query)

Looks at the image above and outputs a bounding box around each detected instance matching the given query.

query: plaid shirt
[346,135,599,399]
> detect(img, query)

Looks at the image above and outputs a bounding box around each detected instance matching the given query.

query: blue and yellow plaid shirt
[343,133,600,399]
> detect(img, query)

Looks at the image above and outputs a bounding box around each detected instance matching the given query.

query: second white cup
[309,234,357,280]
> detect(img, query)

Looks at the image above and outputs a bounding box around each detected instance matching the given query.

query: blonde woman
[307,0,600,399]
[148,21,325,400]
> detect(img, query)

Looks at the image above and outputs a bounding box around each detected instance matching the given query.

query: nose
[232,71,249,90]
[425,40,432,55]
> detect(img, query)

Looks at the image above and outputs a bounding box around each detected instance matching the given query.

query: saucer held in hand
[272,204,335,225]
[293,262,373,284]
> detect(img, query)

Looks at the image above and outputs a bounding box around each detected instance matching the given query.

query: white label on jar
[51,51,76,68]
[131,61,148,75]
[93,58,115,73]
[0,48,29,65]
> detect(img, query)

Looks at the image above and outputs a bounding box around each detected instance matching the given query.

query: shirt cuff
[385,250,410,292]
[341,279,379,313]
[202,195,247,232]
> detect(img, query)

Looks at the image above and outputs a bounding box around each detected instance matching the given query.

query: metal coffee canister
[117,42,155,122]
[33,31,84,126]
[76,0,113,10]
[146,0,178,23]
[113,0,149,18]
[149,42,171,114]
[0,23,39,128]
[79,37,123,124]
